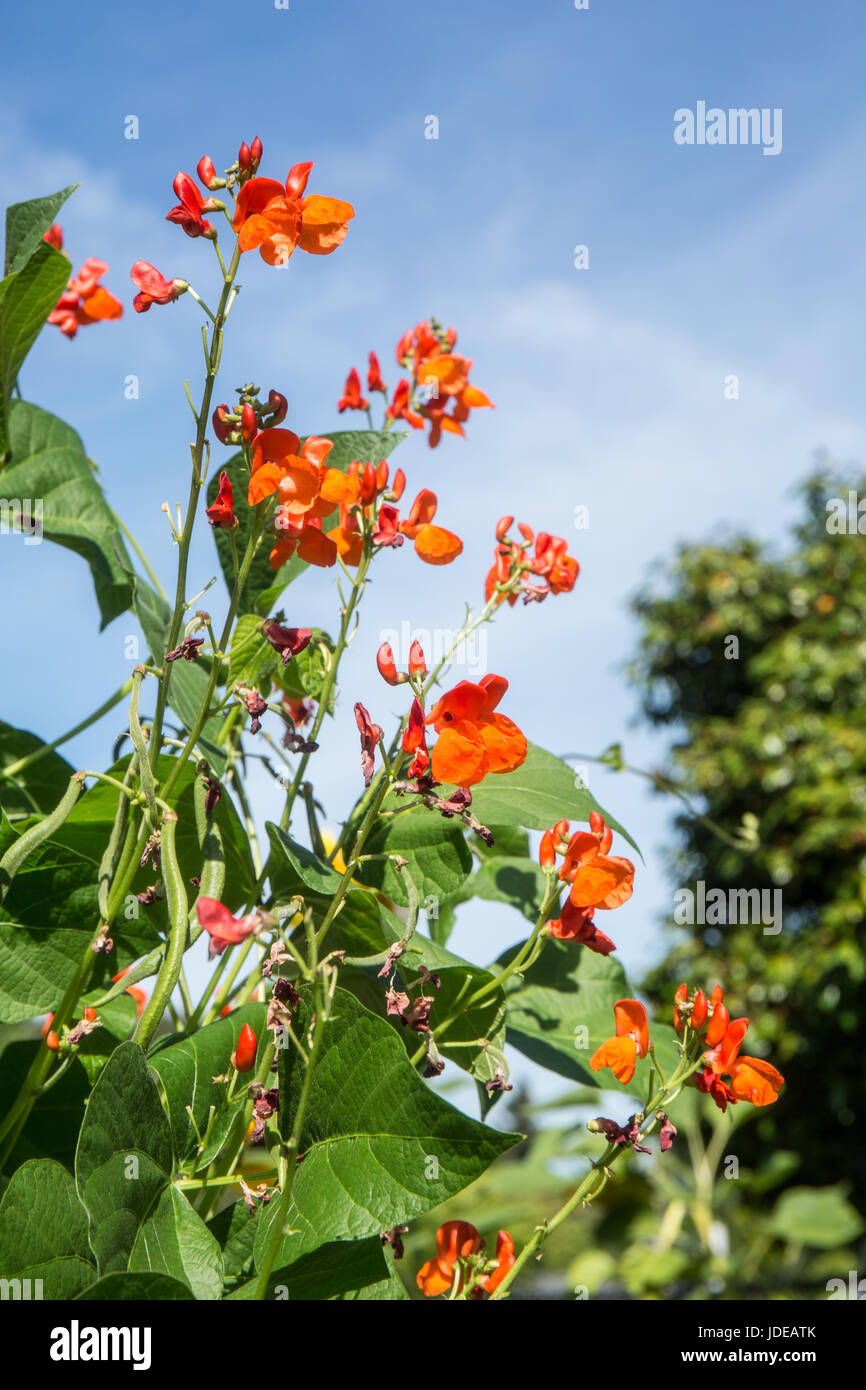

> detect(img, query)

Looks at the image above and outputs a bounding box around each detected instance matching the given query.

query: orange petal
[614,999,649,1056]
[301,435,335,468]
[463,383,494,409]
[77,287,123,322]
[248,462,284,506]
[416,1257,453,1297]
[413,523,463,566]
[233,177,287,231]
[297,526,337,568]
[237,213,281,253]
[327,525,364,567]
[728,1056,784,1107]
[277,456,321,511]
[569,856,633,910]
[319,468,361,506]
[270,538,297,570]
[431,720,489,787]
[252,428,302,474]
[476,713,527,774]
[297,195,355,254]
[589,1035,638,1084]
[425,681,489,730]
[417,354,469,397]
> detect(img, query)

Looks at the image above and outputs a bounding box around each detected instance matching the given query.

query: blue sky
[2,0,865,1101]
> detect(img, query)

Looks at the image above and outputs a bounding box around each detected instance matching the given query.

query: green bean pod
[0,773,85,902]
[133,811,188,1050]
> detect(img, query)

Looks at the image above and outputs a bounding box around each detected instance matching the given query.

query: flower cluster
[675,983,785,1110]
[486,517,579,606]
[396,670,528,788]
[539,811,635,955]
[416,1221,515,1298]
[45,226,123,339]
[338,318,493,448]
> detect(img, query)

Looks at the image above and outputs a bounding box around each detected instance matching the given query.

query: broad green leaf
[767,1185,865,1249]
[228,612,280,688]
[4,184,78,275]
[148,1003,267,1170]
[0,719,76,822]
[457,854,546,924]
[0,1158,95,1298]
[354,805,473,907]
[206,1198,257,1285]
[129,1186,223,1300]
[75,1041,175,1276]
[427,964,507,1087]
[466,743,639,853]
[75,1271,195,1300]
[2,402,133,626]
[0,249,71,456]
[207,430,407,615]
[259,986,520,1265]
[502,941,679,1091]
[228,1235,390,1300]
[164,657,227,776]
[265,822,343,898]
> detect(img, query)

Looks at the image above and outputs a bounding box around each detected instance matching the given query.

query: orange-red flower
[48,258,123,339]
[398,488,463,566]
[590,999,650,1085]
[196,897,261,959]
[232,161,354,266]
[367,350,386,393]
[548,899,617,956]
[559,811,635,911]
[166,171,219,239]
[338,367,369,413]
[697,1012,784,1111]
[131,260,187,312]
[205,471,237,530]
[417,1221,515,1298]
[425,674,526,787]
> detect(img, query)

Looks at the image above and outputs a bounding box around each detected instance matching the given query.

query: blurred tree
[629,463,865,1196]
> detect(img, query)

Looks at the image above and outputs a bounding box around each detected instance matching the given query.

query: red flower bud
[673,982,688,1034]
[391,467,406,501]
[45,1030,60,1052]
[241,402,258,442]
[238,142,252,176]
[267,389,288,424]
[233,1022,258,1073]
[377,642,400,685]
[376,459,389,492]
[212,404,234,444]
[205,471,238,530]
[250,136,263,173]
[197,156,219,190]
[360,462,377,504]
[705,1000,730,1048]
[589,810,604,837]
[691,989,708,1031]
[408,640,427,678]
[518,522,534,543]
[496,515,514,542]
[539,829,556,869]
[83,1007,97,1023]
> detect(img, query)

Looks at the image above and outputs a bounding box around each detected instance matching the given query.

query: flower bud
[241,402,258,442]
[376,459,389,492]
[233,1022,258,1073]
[705,1000,729,1048]
[390,467,406,501]
[212,404,235,444]
[539,829,556,869]
[496,515,514,542]
[518,522,534,543]
[238,142,252,178]
[589,810,604,837]
[408,640,427,678]
[691,989,708,1031]
[45,1030,60,1052]
[197,156,222,190]
[360,462,377,504]
[267,389,287,424]
[376,642,401,685]
[250,136,263,173]
[673,982,688,1034]
[83,1007,97,1023]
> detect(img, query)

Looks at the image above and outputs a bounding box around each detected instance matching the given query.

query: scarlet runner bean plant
[0,137,782,1303]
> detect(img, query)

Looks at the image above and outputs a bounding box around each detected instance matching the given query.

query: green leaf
[228,1236,390,1300]
[165,658,227,776]
[0,1158,95,1298]
[265,822,343,898]
[74,1041,176,1276]
[427,964,507,1087]
[148,1003,266,1170]
[228,612,280,688]
[207,430,407,615]
[467,743,639,853]
[457,854,547,924]
[502,941,679,1091]
[206,1198,257,1284]
[4,184,78,275]
[0,249,72,457]
[260,986,519,1265]
[354,805,473,907]
[2,402,133,627]
[0,719,76,821]
[767,1185,865,1249]
[75,1271,195,1300]
[129,1186,223,1300]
